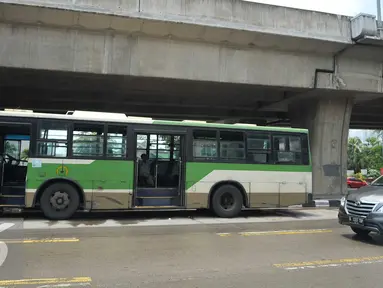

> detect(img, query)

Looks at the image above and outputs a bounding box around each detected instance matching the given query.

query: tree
[21,149,29,160]
[363,136,383,171]
[4,141,17,156]
[347,135,383,175]
[347,137,365,173]
[374,130,383,139]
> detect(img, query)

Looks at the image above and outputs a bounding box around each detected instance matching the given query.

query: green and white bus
[0,110,312,220]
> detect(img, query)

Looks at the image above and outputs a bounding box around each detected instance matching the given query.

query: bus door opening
[0,123,31,206]
[134,133,184,207]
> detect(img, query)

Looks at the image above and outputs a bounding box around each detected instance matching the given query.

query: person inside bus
[138,153,154,187]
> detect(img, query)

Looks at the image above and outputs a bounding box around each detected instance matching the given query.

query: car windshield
[371,175,383,186]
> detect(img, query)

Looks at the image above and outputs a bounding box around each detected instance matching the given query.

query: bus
[0,110,312,220]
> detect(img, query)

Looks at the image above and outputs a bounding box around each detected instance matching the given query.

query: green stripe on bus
[26,160,134,190]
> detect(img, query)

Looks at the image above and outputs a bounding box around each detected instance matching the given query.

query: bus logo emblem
[56,165,69,177]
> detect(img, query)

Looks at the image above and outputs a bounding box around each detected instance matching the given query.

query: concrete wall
[290,96,353,197]
[0,2,382,92]
[0,23,333,88]
[139,0,351,42]
[0,0,352,43]
[336,45,383,93]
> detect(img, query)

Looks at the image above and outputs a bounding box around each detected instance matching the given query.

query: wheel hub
[220,192,235,210]
[50,191,70,210]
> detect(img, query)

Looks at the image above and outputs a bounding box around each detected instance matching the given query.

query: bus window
[219,131,245,160]
[136,134,148,159]
[5,140,20,159]
[37,122,68,157]
[107,125,127,158]
[301,134,310,165]
[72,123,104,157]
[273,134,303,165]
[193,130,217,160]
[247,133,271,164]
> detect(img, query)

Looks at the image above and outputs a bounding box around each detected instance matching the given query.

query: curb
[301,199,341,208]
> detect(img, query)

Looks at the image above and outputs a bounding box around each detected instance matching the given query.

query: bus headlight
[340,196,345,207]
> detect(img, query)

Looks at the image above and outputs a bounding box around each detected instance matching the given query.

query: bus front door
[0,123,31,207]
[134,133,185,208]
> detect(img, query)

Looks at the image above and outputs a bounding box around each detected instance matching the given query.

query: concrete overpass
[1,0,383,198]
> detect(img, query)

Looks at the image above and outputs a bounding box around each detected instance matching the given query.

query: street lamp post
[378,0,382,22]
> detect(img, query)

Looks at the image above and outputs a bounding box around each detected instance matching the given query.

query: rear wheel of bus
[39,182,80,220]
[211,185,243,218]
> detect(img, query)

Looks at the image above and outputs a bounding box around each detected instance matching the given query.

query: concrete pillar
[289,96,353,198]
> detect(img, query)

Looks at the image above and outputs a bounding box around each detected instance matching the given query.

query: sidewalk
[289,199,341,208]
[289,193,343,208]
[304,199,341,208]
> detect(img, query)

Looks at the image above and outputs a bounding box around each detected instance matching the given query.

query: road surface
[0,209,382,287]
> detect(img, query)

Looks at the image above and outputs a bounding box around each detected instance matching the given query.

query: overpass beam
[289,96,353,198]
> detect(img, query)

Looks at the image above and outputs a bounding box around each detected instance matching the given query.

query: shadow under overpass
[0,67,382,129]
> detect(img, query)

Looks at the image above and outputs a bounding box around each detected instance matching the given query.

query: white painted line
[0,223,15,233]
[0,242,8,267]
[0,223,14,267]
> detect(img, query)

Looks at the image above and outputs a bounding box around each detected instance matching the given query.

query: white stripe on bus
[28,159,95,165]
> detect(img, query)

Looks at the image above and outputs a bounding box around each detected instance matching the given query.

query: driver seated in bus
[138,154,154,187]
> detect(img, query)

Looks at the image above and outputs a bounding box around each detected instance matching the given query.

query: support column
[289,96,353,198]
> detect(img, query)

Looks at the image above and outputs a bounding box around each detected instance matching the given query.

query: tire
[351,227,370,237]
[211,184,243,218]
[39,182,80,220]
[347,184,352,188]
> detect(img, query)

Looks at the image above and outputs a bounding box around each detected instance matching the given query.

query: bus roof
[0,110,308,133]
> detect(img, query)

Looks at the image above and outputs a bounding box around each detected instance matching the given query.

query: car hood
[347,185,383,203]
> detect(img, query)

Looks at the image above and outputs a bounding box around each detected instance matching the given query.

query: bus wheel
[211,185,243,218]
[39,182,80,220]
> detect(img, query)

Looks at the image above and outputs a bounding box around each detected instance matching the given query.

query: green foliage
[4,141,17,156]
[347,135,383,174]
[367,169,381,179]
[21,149,29,160]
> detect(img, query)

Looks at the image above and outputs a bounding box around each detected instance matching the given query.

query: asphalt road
[0,209,382,287]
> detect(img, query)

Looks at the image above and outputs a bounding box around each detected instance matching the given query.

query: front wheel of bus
[40,182,80,220]
[211,185,243,218]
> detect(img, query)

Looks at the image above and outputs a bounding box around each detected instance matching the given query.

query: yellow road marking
[217,229,332,237]
[240,229,332,236]
[274,256,383,268]
[217,233,231,237]
[0,238,79,244]
[0,276,91,285]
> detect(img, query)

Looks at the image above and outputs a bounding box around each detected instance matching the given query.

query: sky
[246,0,379,16]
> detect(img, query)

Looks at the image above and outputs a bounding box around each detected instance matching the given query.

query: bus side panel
[184,162,312,209]
[26,159,134,210]
[184,162,250,209]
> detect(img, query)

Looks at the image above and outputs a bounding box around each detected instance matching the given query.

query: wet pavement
[0,209,382,287]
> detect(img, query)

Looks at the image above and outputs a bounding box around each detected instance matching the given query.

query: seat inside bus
[0,124,30,187]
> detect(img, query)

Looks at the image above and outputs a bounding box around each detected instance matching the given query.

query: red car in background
[347,177,368,189]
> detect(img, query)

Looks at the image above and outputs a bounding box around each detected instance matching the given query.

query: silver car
[338,176,383,236]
